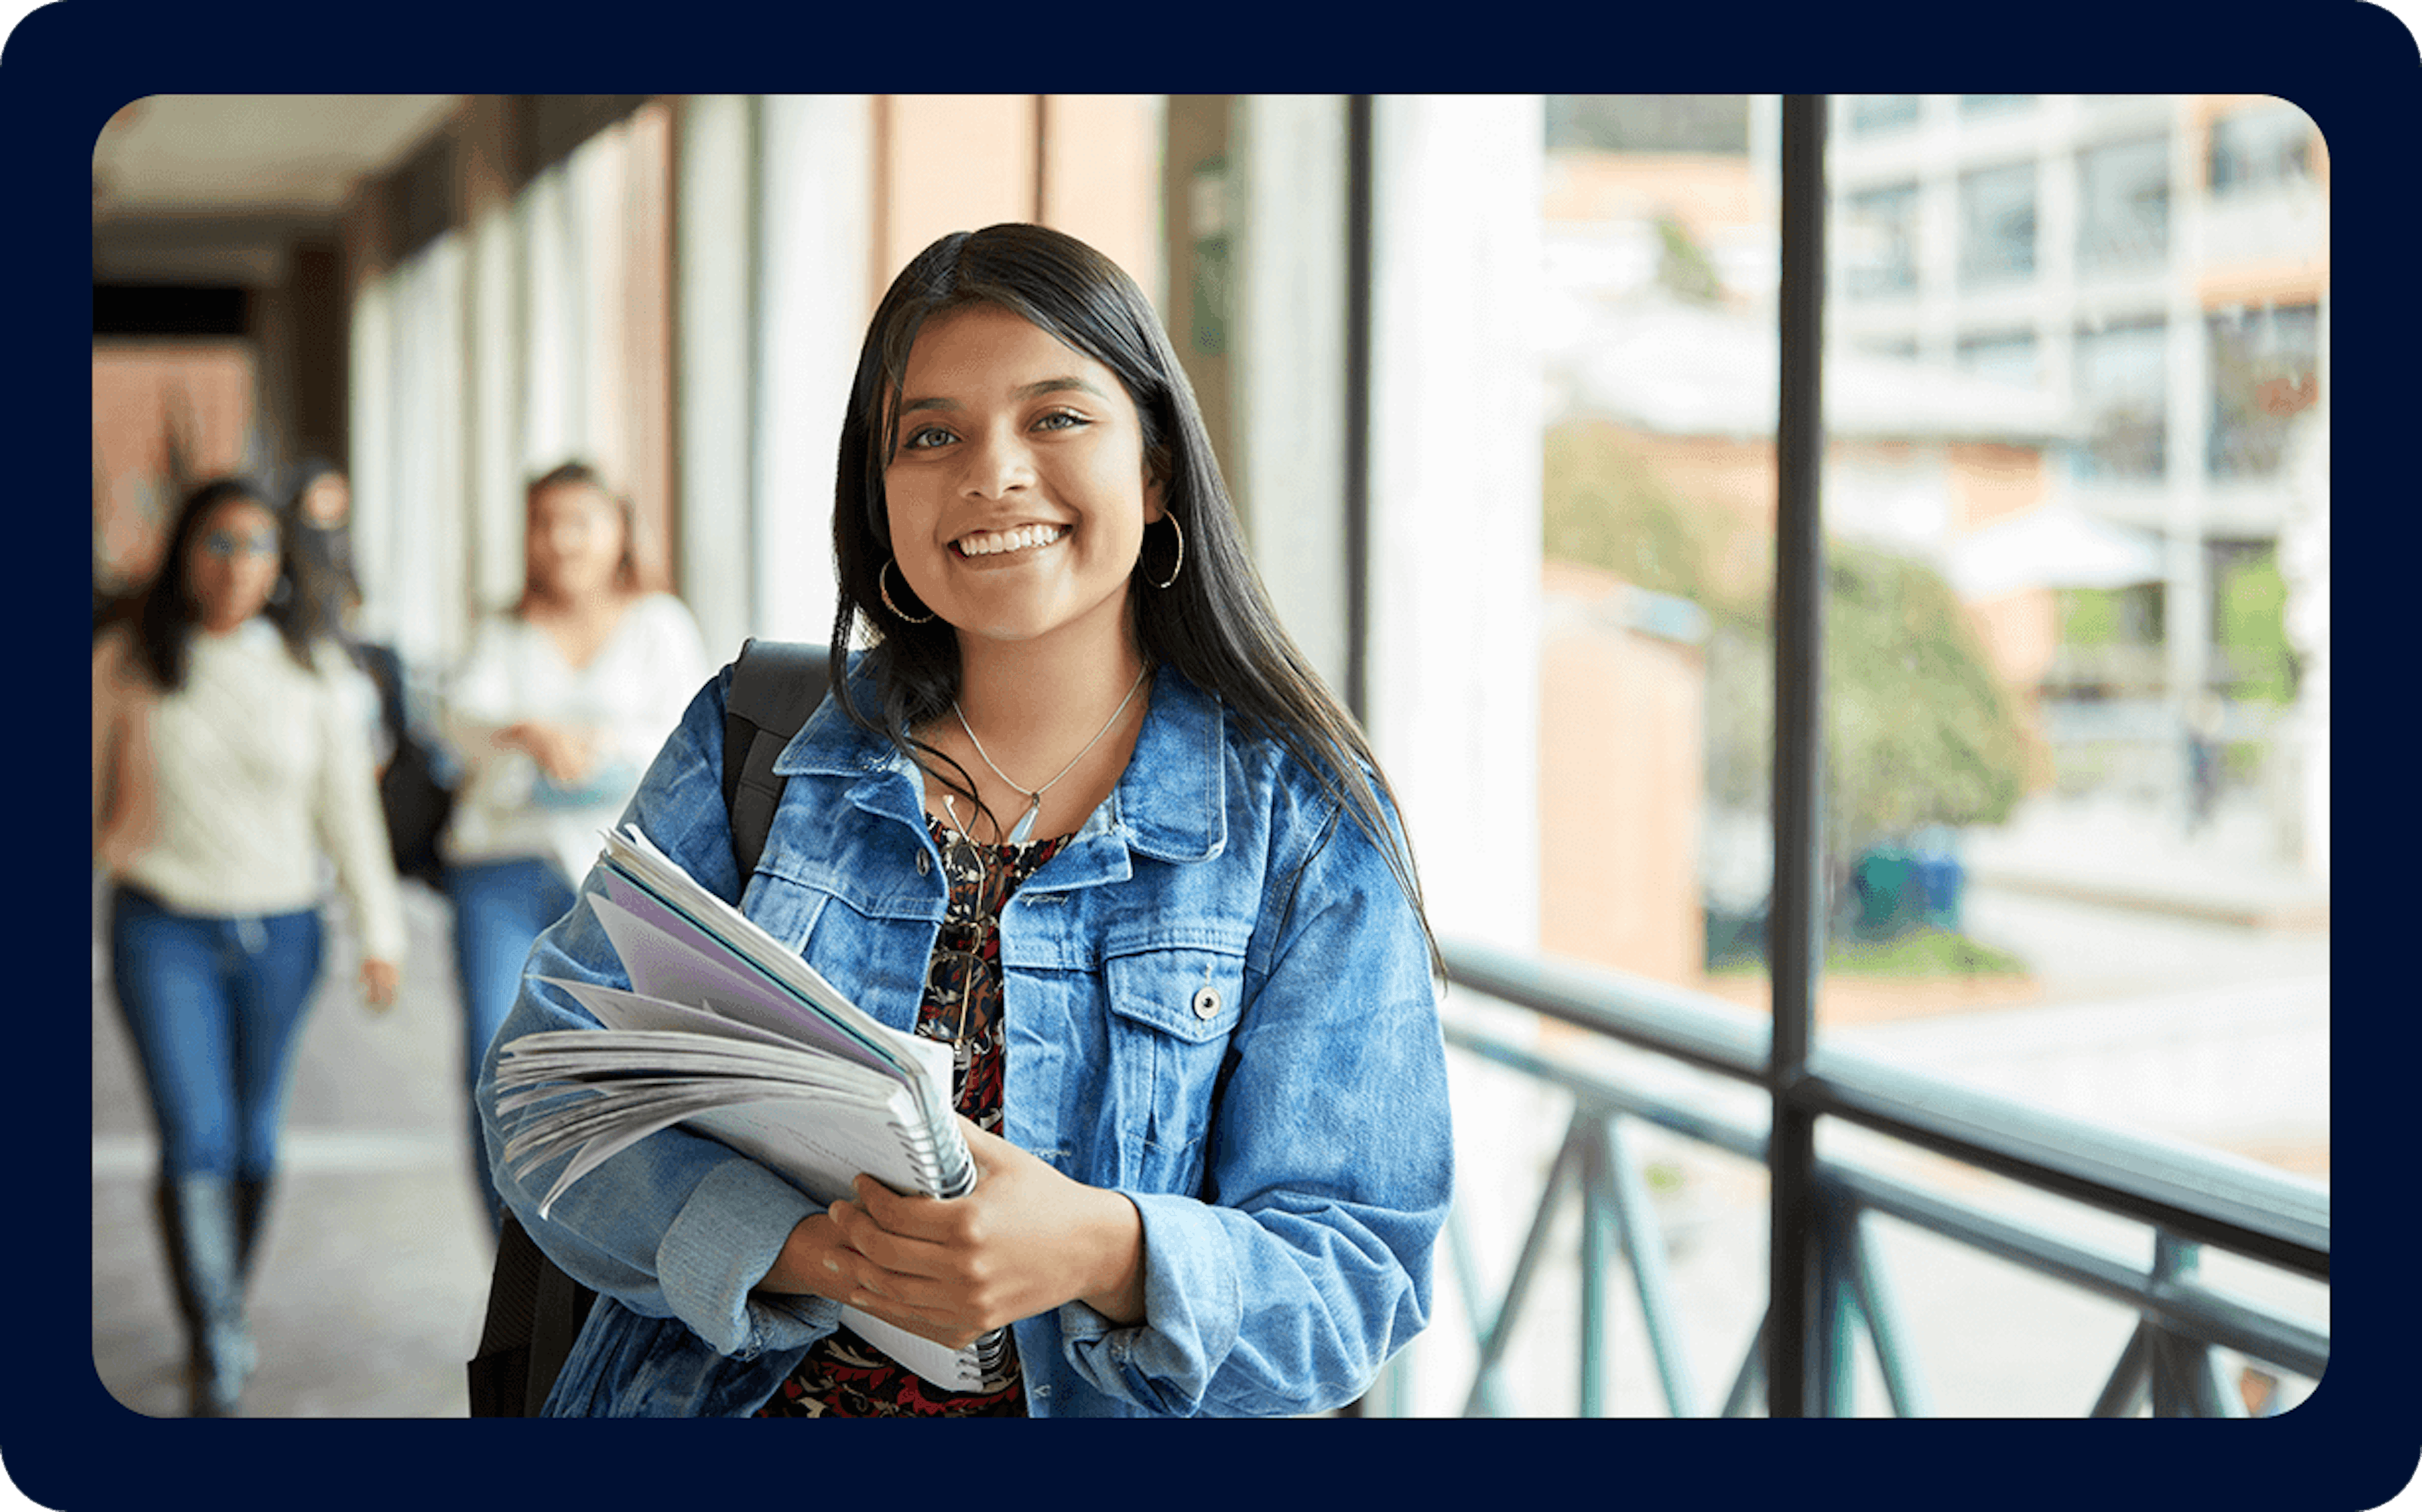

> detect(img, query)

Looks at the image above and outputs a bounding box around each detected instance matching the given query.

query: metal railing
[1367,939,2328,1417]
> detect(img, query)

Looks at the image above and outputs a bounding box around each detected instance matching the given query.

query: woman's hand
[361,958,401,1010]
[500,721,600,786]
[766,1119,1147,1351]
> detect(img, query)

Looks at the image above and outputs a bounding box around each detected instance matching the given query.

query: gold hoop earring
[1149,513,1184,591]
[879,559,935,624]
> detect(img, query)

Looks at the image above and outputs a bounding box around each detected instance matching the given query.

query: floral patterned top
[755,814,1072,1418]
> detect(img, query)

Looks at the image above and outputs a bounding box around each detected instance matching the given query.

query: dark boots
[234,1176,272,1284]
[155,1175,257,1417]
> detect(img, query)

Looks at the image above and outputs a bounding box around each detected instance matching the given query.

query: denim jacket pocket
[1101,943,1248,1190]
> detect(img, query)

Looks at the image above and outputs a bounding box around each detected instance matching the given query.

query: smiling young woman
[478,224,1450,1419]
[877,303,1168,849]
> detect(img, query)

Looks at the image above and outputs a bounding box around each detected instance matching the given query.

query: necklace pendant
[1007,794,1041,846]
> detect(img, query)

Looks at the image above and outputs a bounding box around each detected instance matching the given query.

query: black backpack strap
[466,1213,541,1416]
[722,638,834,884]
[525,1225,597,1416]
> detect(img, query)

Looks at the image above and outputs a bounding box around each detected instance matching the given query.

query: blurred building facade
[1527,95,2329,991]
[1825,94,2327,871]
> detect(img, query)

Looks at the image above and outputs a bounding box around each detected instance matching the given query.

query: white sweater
[440,593,710,887]
[93,621,409,964]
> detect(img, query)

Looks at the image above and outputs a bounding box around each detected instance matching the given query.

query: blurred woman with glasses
[93,476,407,1416]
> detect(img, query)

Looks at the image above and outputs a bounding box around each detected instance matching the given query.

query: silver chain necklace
[952,665,1150,845]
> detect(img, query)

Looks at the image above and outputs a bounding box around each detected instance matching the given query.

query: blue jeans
[108,886,324,1181]
[443,856,578,1230]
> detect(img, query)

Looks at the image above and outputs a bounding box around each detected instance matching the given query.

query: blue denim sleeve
[474,666,841,1361]
[1059,793,1453,1416]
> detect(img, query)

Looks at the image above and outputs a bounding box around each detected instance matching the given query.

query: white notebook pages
[493,822,1007,1392]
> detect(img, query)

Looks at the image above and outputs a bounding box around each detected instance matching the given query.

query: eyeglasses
[202,530,280,560]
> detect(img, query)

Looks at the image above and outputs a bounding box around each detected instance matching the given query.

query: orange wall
[1039,95,1164,311]
[1945,441,2044,532]
[92,342,257,592]
[880,95,1162,311]
[1538,559,1707,984]
[1963,586,2060,696]
[1542,152,1762,238]
[881,96,1041,298]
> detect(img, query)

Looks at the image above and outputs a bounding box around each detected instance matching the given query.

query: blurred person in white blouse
[93,475,407,1416]
[439,462,708,1233]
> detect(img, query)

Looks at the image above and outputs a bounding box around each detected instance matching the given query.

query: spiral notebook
[493,822,1009,1393]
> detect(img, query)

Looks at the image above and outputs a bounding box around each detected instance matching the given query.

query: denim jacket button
[1191,985,1221,1020]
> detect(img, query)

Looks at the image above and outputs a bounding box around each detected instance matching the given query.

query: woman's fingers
[828,1192,954,1281]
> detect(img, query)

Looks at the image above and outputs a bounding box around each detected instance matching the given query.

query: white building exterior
[1823,94,2327,702]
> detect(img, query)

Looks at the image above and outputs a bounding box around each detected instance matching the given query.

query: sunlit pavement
[91,788,2327,1418]
[92,882,494,1419]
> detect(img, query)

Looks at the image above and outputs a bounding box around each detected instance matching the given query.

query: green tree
[2216,547,2297,705]
[1655,214,1726,306]
[1544,421,2033,883]
[1543,421,1724,604]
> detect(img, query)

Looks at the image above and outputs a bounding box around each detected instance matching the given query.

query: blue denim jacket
[475,656,1452,1417]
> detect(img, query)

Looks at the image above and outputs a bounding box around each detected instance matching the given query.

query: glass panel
[1821,91,2325,1216]
[1813,94,2329,1416]
[2209,103,2317,196]
[1546,93,1752,153]
[1842,182,1921,298]
[1523,97,1783,1415]
[2074,315,2170,479]
[2078,133,2172,271]
[1849,94,1922,135]
[1958,161,2037,287]
[1956,329,2041,387]
[2208,301,2320,478]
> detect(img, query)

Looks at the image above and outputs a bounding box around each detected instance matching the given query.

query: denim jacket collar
[770,658,1227,871]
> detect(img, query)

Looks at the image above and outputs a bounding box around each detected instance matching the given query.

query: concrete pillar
[752,94,874,646]
[517,165,581,483]
[1232,93,1352,696]
[619,102,678,598]
[463,197,524,623]
[341,179,400,645]
[2163,105,2212,820]
[459,95,524,634]
[1364,96,1544,953]
[674,95,760,656]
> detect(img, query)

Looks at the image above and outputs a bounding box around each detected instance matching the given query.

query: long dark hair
[828,223,1434,961]
[131,476,322,692]
[283,457,361,644]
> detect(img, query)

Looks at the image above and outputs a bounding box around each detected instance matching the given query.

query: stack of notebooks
[493,822,1008,1392]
